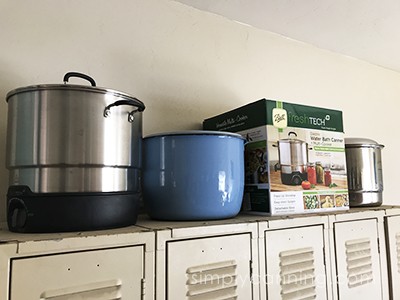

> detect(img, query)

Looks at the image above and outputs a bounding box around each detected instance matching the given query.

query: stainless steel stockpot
[345,137,384,206]
[6,72,145,193]
[278,132,308,172]
[275,131,309,185]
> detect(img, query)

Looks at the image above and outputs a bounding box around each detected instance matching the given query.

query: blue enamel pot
[143,131,245,220]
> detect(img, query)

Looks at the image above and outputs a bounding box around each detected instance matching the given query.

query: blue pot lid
[144,130,245,140]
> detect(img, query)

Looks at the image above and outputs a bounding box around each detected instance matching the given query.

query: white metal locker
[0,225,155,300]
[10,246,144,299]
[167,233,253,299]
[333,219,382,299]
[385,214,400,299]
[136,215,260,300]
[264,225,328,300]
[258,214,332,300]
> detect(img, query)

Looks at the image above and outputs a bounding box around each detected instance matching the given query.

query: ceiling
[175,0,400,73]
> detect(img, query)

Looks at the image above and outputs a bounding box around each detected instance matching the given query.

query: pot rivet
[128,112,135,123]
[103,108,111,118]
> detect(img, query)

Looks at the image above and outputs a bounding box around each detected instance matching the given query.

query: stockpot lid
[279,131,306,144]
[6,72,145,111]
[345,137,384,149]
[144,130,245,140]
[279,138,305,144]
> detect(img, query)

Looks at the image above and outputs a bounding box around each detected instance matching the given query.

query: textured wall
[0,0,399,222]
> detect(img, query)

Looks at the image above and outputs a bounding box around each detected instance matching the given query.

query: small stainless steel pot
[345,137,384,206]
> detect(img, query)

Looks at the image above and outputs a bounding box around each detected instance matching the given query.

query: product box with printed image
[203,99,349,215]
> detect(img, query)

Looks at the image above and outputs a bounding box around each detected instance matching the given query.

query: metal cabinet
[383,207,400,299]
[328,209,389,300]
[2,207,399,300]
[137,216,260,300]
[168,234,252,299]
[258,215,332,300]
[0,225,155,300]
[11,246,144,299]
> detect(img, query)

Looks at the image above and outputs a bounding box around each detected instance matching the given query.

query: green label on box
[204,99,344,133]
[267,100,343,132]
[203,100,268,132]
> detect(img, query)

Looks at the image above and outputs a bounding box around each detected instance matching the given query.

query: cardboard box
[203,99,349,215]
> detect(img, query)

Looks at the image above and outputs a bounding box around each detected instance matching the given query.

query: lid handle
[63,72,96,87]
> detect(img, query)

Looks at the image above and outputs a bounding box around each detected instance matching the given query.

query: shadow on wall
[0,47,241,223]
[99,48,242,135]
[0,61,25,223]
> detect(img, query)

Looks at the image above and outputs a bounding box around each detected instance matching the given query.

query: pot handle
[104,99,145,122]
[63,72,96,87]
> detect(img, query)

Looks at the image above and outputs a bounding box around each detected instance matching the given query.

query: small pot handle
[63,72,96,87]
[288,131,297,137]
[104,99,145,122]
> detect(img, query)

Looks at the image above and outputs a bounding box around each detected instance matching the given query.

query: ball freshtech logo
[272,108,287,129]
[288,111,331,127]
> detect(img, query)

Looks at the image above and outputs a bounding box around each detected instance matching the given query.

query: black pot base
[7,186,140,233]
[280,172,308,185]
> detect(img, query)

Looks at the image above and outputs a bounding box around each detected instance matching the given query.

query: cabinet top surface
[1,206,397,244]
[0,223,151,244]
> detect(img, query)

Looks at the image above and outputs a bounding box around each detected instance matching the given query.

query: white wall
[0,0,399,223]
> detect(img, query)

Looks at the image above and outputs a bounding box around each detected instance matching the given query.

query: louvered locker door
[334,219,382,299]
[264,225,328,300]
[10,246,144,299]
[385,215,400,299]
[167,233,253,300]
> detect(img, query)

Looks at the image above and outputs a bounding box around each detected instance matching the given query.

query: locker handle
[40,279,122,299]
[186,260,237,273]
[345,238,370,246]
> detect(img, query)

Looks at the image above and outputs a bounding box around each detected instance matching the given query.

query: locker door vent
[396,232,400,273]
[40,279,122,300]
[186,260,238,300]
[279,247,317,300]
[345,238,373,288]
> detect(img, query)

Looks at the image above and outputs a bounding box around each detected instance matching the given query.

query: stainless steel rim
[6,84,144,106]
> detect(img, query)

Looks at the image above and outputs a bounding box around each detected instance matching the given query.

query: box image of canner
[203,99,349,215]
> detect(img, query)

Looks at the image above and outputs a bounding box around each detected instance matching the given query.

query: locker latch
[249,260,253,282]
[141,278,146,299]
